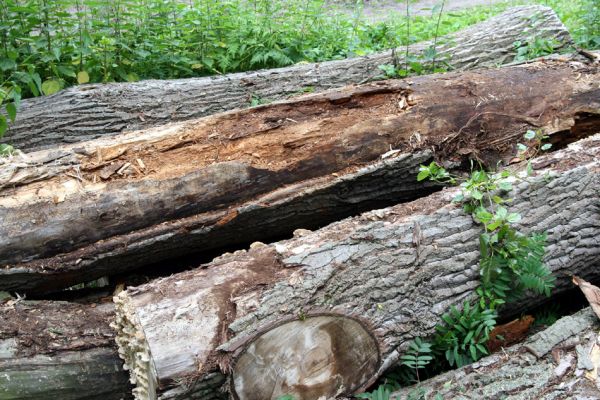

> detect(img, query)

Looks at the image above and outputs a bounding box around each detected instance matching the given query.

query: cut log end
[230,315,381,400]
[112,291,158,400]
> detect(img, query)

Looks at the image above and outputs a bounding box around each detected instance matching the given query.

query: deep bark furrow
[1,6,571,152]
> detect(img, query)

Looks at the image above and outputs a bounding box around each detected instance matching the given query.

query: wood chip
[99,163,122,180]
[117,162,132,175]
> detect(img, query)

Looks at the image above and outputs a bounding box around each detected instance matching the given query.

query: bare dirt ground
[334,0,517,20]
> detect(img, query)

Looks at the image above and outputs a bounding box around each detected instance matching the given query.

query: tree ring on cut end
[231,314,380,400]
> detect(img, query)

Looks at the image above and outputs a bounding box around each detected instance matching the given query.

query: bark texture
[1,55,598,294]
[1,6,571,152]
[393,308,600,400]
[0,299,132,400]
[111,134,600,400]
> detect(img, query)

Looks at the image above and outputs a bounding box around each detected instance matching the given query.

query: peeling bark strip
[1,54,599,294]
[0,300,132,400]
[2,6,571,152]
[393,308,600,399]
[112,135,600,400]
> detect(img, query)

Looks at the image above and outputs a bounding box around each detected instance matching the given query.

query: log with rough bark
[111,134,600,400]
[0,299,132,400]
[393,307,600,399]
[1,53,599,294]
[1,5,571,152]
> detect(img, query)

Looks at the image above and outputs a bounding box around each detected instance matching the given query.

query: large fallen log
[1,53,599,294]
[0,299,132,400]
[1,5,571,152]
[392,307,600,399]
[110,135,600,400]
[1,135,598,399]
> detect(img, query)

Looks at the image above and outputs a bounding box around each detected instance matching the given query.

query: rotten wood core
[1,54,599,295]
[110,135,600,400]
[1,5,571,152]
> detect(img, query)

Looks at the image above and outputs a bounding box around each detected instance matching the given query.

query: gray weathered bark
[0,299,132,400]
[111,134,600,400]
[392,307,600,400]
[1,6,571,152]
[1,54,598,294]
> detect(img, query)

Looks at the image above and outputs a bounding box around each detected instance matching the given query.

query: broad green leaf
[58,65,76,78]
[417,169,430,181]
[77,71,90,84]
[498,181,512,191]
[524,130,536,140]
[541,143,552,151]
[472,189,483,200]
[5,103,16,122]
[495,206,508,220]
[0,115,7,137]
[0,58,16,71]
[42,79,61,96]
[0,143,14,156]
[452,193,464,203]
[506,213,522,223]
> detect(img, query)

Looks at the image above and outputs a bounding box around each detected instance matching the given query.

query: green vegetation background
[0,0,598,139]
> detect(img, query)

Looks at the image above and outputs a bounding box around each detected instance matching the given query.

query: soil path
[338,0,520,20]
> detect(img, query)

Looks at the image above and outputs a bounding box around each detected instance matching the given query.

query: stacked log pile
[0,7,599,399]
[2,132,599,399]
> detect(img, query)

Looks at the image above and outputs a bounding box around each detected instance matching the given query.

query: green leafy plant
[400,337,433,381]
[433,301,496,367]
[413,129,555,366]
[513,37,561,62]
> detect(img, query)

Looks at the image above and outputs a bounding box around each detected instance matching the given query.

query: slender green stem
[431,0,445,71]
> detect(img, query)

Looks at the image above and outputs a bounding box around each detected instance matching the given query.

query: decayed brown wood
[393,307,600,399]
[1,54,598,294]
[111,135,600,400]
[0,299,132,400]
[0,6,571,152]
